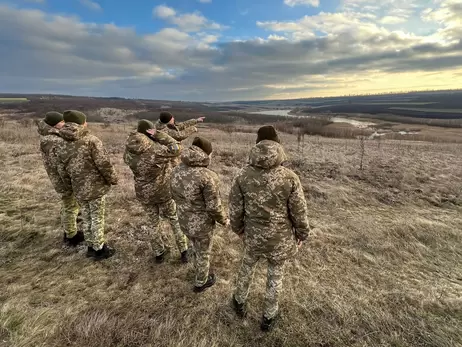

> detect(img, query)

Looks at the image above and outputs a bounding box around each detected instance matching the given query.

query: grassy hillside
[0,121,461,347]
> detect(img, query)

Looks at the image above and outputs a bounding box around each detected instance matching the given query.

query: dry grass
[1,121,461,347]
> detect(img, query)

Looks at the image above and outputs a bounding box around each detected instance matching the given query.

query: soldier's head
[160,111,175,125]
[256,125,281,144]
[137,119,156,137]
[63,110,87,127]
[192,136,213,158]
[44,111,64,129]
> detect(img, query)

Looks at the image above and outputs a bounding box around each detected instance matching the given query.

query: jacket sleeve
[91,138,118,185]
[150,131,181,158]
[167,125,197,141]
[174,119,198,131]
[202,173,227,225]
[228,175,245,235]
[288,175,310,241]
[53,146,73,194]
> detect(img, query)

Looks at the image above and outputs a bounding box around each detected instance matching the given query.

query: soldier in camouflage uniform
[229,126,310,331]
[37,111,84,247]
[171,137,229,292]
[124,120,189,264]
[54,110,118,260]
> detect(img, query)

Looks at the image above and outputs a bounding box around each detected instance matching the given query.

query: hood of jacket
[181,145,210,167]
[248,140,287,169]
[59,122,89,141]
[125,131,152,155]
[37,120,60,137]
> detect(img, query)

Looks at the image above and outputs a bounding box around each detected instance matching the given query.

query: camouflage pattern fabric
[234,251,285,319]
[54,123,118,202]
[228,140,310,262]
[80,196,106,251]
[171,145,228,239]
[189,236,213,287]
[60,195,80,238]
[37,120,72,196]
[142,199,188,256]
[123,130,180,205]
[171,145,227,285]
[229,140,310,319]
[155,119,198,142]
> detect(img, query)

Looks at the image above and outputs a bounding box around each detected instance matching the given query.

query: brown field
[0,120,461,347]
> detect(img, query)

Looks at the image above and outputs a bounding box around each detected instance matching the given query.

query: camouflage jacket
[37,120,71,196]
[123,131,181,205]
[171,145,227,238]
[229,140,310,262]
[155,119,198,142]
[54,123,118,202]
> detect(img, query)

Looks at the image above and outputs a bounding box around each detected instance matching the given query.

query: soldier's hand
[146,128,157,136]
[197,117,206,122]
[297,239,303,248]
[223,219,230,227]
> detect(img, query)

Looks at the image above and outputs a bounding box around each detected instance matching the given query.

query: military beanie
[256,125,281,144]
[192,136,213,155]
[159,111,173,124]
[63,110,86,125]
[137,119,155,136]
[44,111,64,126]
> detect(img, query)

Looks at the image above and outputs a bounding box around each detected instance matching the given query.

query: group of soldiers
[38,109,310,332]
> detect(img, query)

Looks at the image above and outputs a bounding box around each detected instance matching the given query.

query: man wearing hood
[54,110,118,260]
[37,111,84,247]
[171,137,229,292]
[124,120,189,264]
[229,126,310,331]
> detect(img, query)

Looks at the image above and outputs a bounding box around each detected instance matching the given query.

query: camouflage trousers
[189,235,213,287]
[142,199,188,257]
[80,196,106,251]
[60,194,80,238]
[234,251,286,319]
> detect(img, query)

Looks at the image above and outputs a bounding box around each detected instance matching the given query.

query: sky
[0,0,461,101]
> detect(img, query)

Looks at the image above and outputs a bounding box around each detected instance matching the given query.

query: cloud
[380,16,408,24]
[153,5,225,32]
[79,0,102,12]
[198,0,212,3]
[284,0,320,7]
[0,4,461,101]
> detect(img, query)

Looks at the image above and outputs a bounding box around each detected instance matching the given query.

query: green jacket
[124,131,181,205]
[229,140,310,262]
[37,120,71,196]
[155,119,198,142]
[54,123,118,202]
[171,145,227,238]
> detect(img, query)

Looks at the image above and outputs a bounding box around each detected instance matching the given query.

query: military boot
[64,231,85,247]
[180,250,189,264]
[155,250,166,264]
[232,295,247,318]
[260,314,279,332]
[193,273,216,293]
[89,244,116,261]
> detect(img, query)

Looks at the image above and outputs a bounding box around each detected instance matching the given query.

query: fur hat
[192,136,213,155]
[159,112,173,124]
[63,110,86,125]
[256,125,280,144]
[44,111,64,126]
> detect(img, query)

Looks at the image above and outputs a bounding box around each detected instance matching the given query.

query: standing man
[229,126,310,331]
[171,137,228,292]
[37,111,83,246]
[55,110,118,260]
[156,112,205,143]
[124,120,189,264]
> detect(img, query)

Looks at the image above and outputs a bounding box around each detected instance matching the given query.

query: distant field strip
[0,98,29,103]
[390,107,462,113]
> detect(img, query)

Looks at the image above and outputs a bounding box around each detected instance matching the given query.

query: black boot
[86,246,96,258]
[260,314,278,332]
[232,295,247,318]
[155,250,166,264]
[64,231,85,247]
[90,244,116,261]
[193,273,216,293]
[180,250,189,264]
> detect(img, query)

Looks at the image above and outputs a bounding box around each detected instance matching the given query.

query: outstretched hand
[223,219,230,227]
[197,117,206,122]
[297,239,303,248]
[146,128,156,136]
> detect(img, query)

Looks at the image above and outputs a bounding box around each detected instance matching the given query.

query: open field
[1,120,461,347]
[0,98,29,104]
